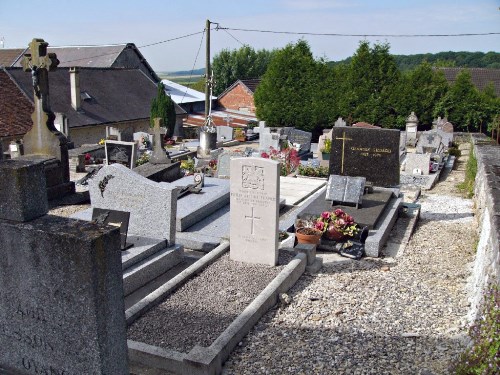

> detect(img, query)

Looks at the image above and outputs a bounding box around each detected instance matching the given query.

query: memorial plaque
[92,208,132,250]
[230,157,280,266]
[105,140,137,169]
[285,128,312,153]
[326,175,366,207]
[329,127,400,187]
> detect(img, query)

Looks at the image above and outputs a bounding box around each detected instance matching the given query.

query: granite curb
[127,252,307,374]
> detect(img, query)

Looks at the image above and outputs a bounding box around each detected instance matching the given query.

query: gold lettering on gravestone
[242,165,264,190]
[335,131,352,174]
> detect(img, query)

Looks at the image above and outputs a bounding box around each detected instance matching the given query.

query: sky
[0,0,499,72]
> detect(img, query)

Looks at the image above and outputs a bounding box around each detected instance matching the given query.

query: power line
[179,29,206,104]
[217,27,500,38]
[221,28,247,46]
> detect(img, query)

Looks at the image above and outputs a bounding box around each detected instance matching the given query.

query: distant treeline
[328,51,500,71]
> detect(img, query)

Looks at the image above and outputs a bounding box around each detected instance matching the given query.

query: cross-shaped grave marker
[244,207,261,235]
[21,38,63,159]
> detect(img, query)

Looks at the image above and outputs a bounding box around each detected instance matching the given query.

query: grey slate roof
[436,67,500,97]
[4,67,184,130]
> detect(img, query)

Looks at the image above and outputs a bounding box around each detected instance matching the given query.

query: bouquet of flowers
[314,209,359,240]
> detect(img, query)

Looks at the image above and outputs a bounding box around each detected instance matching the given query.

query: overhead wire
[179,29,206,104]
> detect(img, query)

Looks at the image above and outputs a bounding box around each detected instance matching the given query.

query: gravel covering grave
[222,156,477,374]
[127,251,295,353]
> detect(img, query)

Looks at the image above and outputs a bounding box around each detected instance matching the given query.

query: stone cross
[244,207,261,235]
[21,38,63,159]
[150,118,171,164]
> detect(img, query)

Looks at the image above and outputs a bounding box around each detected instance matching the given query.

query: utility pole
[205,19,211,119]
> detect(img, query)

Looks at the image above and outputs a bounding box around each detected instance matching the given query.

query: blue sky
[1,0,499,72]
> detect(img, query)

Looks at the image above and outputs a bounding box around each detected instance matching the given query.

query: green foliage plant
[457,143,477,198]
[150,82,176,138]
[297,164,329,178]
[453,285,499,374]
[180,156,195,175]
[320,138,331,153]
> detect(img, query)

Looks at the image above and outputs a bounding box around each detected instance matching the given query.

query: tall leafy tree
[434,70,482,131]
[254,40,320,131]
[212,46,275,95]
[150,82,176,137]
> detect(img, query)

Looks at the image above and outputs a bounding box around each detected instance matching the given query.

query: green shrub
[457,144,477,198]
[448,147,461,158]
[297,164,329,178]
[453,285,499,374]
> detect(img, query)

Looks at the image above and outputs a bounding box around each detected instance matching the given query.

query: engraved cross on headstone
[21,38,62,159]
[245,207,261,235]
[335,131,352,174]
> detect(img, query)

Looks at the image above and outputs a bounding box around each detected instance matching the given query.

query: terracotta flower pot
[296,228,322,245]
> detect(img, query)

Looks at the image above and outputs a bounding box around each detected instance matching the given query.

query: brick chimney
[69,67,80,111]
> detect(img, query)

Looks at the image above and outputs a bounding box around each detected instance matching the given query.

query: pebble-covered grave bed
[127,251,295,352]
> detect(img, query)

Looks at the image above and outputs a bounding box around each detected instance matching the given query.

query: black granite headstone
[285,128,312,154]
[329,127,400,187]
[92,208,132,250]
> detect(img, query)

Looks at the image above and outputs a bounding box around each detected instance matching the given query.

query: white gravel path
[222,158,476,375]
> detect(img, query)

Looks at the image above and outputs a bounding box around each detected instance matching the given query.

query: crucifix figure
[21,38,62,159]
[335,131,352,174]
[245,207,261,235]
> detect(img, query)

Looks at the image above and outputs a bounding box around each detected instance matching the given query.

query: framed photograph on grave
[105,140,137,169]
[92,208,133,250]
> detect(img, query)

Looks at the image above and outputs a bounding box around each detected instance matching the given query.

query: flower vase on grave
[295,227,322,245]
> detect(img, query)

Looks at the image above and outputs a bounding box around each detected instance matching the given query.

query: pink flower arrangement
[260,146,300,176]
[315,208,358,238]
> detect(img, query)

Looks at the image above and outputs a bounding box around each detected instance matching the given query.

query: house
[1,66,186,149]
[435,67,500,96]
[217,78,261,114]
[0,43,160,82]
[161,79,216,114]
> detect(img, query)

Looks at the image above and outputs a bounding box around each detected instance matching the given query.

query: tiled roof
[0,48,26,67]
[435,67,500,97]
[218,78,261,99]
[0,69,33,137]
[183,109,257,128]
[240,79,261,93]
[4,67,184,134]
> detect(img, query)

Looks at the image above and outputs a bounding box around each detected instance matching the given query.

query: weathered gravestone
[284,128,312,154]
[0,159,128,374]
[329,127,400,187]
[19,38,75,200]
[405,153,431,175]
[216,151,243,179]
[259,132,280,152]
[216,125,234,142]
[105,140,137,169]
[405,112,418,146]
[149,118,171,165]
[334,117,347,127]
[230,157,280,266]
[416,132,444,154]
[89,163,178,244]
[325,175,366,207]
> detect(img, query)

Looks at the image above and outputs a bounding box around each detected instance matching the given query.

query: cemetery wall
[468,134,500,321]
[70,119,150,147]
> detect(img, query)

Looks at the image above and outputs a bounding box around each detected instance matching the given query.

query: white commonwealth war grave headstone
[229,157,280,266]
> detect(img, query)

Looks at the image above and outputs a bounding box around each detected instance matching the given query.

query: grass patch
[457,143,477,198]
[453,285,500,374]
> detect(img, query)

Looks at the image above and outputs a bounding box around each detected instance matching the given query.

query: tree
[212,46,275,95]
[254,40,321,131]
[150,82,176,138]
[434,70,482,131]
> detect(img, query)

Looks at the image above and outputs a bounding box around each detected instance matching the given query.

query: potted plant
[315,209,359,241]
[320,138,331,158]
[234,128,246,142]
[294,217,323,244]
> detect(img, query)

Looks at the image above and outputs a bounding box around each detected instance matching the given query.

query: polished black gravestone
[92,208,132,250]
[329,127,400,187]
